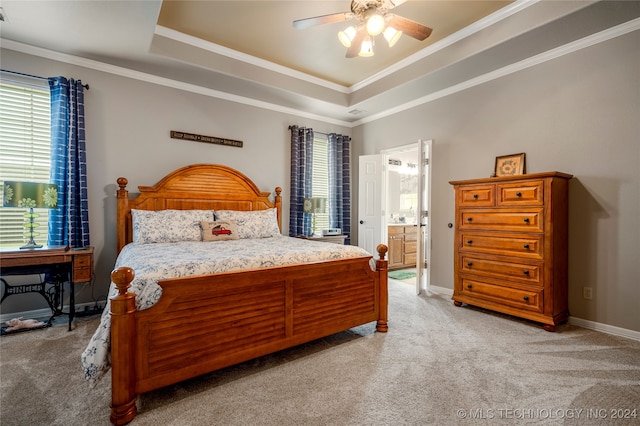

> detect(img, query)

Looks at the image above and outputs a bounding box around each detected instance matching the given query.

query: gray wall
[0,49,351,313]
[352,31,640,332]
[1,29,638,333]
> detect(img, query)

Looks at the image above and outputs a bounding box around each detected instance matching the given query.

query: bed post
[110,267,137,425]
[376,244,389,332]
[274,187,282,232]
[116,178,129,254]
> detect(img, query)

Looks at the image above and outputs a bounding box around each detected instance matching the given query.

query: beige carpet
[1,280,639,426]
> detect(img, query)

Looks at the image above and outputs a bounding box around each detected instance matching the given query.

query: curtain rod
[1,69,90,90]
[288,125,328,137]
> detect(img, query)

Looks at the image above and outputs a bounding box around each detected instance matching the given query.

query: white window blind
[312,135,329,231]
[0,78,52,248]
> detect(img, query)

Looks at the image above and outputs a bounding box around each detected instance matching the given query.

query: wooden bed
[108,164,388,425]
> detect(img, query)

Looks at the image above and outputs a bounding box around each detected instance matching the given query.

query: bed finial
[376,244,388,261]
[117,177,128,191]
[111,267,135,296]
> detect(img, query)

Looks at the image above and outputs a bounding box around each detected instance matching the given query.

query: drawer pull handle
[523,270,530,275]
[523,296,529,301]
[467,240,473,245]
[467,284,473,289]
[523,244,530,249]
[473,194,478,199]
[523,218,530,223]
[467,217,473,222]
[467,262,473,267]
[516,192,522,197]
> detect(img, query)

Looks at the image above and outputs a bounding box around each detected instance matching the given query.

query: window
[0,77,52,248]
[311,134,329,231]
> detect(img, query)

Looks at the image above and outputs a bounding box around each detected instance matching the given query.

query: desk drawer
[73,253,93,283]
[73,268,92,283]
[74,254,92,267]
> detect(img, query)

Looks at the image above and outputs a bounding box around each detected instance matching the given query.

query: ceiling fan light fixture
[366,13,386,36]
[383,26,402,47]
[359,37,374,57]
[338,26,357,47]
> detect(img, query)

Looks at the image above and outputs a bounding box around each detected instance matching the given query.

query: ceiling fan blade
[387,15,433,41]
[345,28,367,58]
[293,12,353,30]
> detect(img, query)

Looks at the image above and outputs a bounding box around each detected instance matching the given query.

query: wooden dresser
[449,172,573,331]
[388,225,417,270]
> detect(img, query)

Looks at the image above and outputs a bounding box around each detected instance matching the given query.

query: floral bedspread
[81,236,375,384]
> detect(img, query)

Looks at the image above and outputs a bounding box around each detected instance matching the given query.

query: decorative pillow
[132,209,215,244]
[215,208,280,239]
[201,220,239,242]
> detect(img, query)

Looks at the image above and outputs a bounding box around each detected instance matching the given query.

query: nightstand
[0,246,94,332]
[296,235,347,245]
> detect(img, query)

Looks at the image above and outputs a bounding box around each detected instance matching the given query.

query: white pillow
[132,209,215,244]
[215,208,280,239]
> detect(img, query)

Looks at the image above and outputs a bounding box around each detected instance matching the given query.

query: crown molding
[2,16,638,128]
[352,18,640,126]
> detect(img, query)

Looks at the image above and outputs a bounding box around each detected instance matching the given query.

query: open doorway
[381,141,431,293]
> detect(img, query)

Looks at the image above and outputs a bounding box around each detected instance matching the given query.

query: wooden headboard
[116,164,282,253]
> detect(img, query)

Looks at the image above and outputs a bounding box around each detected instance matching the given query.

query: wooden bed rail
[109,244,388,425]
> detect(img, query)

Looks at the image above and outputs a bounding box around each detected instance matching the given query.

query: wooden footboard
[109,244,388,425]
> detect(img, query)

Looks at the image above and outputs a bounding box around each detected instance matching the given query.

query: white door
[416,140,433,293]
[358,155,383,258]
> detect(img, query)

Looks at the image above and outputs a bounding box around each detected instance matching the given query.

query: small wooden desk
[0,246,94,332]
[296,235,347,245]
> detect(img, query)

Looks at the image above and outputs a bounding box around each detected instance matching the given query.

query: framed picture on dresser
[494,153,526,177]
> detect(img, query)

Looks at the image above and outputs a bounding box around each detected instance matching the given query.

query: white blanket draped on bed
[81,236,375,384]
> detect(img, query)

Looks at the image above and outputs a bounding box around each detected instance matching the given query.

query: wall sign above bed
[170,130,243,148]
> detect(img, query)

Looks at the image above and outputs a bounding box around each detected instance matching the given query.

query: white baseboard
[568,316,640,342]
[425,285,639,342]
[428,284,453,296]
[0,302,98,323]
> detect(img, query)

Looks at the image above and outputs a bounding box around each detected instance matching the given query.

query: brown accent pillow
[201,220,239,241]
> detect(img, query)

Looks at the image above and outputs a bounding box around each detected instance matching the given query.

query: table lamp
[303,197,326,237]
[2,181,58,249]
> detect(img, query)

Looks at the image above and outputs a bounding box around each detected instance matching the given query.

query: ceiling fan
[293,0,433,58]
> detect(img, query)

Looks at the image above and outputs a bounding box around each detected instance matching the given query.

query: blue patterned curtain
[47,77,90,247]
[289,126,314,237]
[328,133,351,244]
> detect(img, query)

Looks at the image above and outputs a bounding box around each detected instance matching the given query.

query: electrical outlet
[583,287,593,300]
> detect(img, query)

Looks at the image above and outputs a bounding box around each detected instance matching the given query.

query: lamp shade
[338,26,357,47]
[383,26,402,47]
[3,181,58,209]
[303,197,327,214]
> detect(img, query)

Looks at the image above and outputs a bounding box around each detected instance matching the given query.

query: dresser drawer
[461,278,543,313]
[459,232,543,259]
[498,181,544,206]
[460,255,542,286]
[457,184,495,207]
[459,209,543,232]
